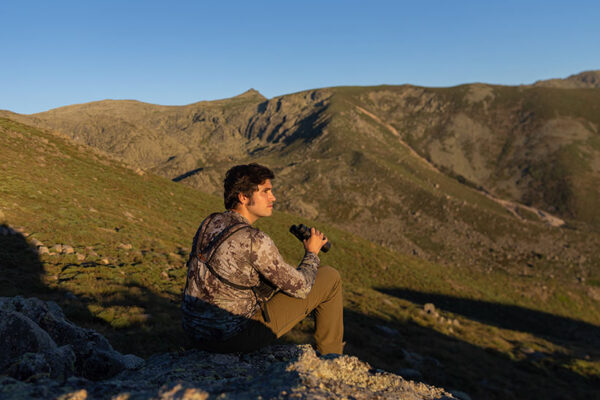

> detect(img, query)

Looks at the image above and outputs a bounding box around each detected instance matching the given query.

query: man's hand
[303,227,328,255]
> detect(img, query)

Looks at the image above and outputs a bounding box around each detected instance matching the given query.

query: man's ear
[237,192,249,206]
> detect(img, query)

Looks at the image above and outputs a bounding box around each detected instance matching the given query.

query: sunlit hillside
[1,117,599,399]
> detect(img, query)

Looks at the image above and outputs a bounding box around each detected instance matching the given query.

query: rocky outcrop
[0,296,143,382]
[0,297,456,399]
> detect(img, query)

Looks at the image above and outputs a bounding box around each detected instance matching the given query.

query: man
[182,163,343,355]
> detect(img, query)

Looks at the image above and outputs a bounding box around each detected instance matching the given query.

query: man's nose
[270,193,276,202]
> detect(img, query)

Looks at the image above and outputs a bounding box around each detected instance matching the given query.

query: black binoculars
[289,224,331,253]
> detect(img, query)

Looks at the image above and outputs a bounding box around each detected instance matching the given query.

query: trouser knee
[317,265,341,287]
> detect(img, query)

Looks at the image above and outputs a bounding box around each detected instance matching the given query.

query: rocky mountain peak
[234,88,267,100]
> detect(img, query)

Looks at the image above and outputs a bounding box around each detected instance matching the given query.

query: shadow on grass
[3,225,598,399]
[0,224,51,297]
[340,307,599,400]
[0,224,191,357]
[376,287,600,350]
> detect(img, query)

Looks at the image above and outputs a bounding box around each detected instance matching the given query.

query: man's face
[245,179,276,220]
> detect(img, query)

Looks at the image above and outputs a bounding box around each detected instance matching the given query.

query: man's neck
[231,207,257,225]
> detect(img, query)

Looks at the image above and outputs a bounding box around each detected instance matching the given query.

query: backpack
[185,213,277,322]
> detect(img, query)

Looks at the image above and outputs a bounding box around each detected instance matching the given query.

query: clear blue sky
[2,0,599,114]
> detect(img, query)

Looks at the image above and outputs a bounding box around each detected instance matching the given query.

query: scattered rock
[134,168,145,176]
[30,238,44,248]
[13,227,26,235]
[375,324,399,336]
[76,253,85,262]
[62,245,74,255]
[38,247,50,255]
[100,258,110,265]
[118,243,133,250]
[424,303,436,314]
[449,390,472,400]
[85,247,98,258]
[64,292,78,301]
[52,244,63,253]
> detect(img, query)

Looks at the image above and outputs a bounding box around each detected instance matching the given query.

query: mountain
[533,70,600,89]
[5,79,600,284]
[1,113,600,399]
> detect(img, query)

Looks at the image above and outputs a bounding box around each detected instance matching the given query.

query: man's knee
[317,265,341,286]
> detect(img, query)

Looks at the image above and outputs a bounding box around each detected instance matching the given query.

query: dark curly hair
[224,163,275,210]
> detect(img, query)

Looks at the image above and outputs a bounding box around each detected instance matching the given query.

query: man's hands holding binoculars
[289,224,331,255]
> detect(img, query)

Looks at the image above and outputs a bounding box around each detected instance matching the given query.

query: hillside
[4,76,600,284]
[1,118,599,399]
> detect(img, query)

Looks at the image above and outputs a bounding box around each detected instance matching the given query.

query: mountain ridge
[3,74,600,279]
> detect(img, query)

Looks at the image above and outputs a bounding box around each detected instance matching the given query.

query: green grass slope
[1,117,599,399]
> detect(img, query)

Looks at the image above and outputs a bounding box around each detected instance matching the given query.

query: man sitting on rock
[182,163,343,355]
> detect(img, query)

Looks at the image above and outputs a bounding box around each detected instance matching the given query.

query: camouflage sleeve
[250,230,319,299]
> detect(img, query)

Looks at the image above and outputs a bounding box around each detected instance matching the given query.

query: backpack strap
[198,222,256,290]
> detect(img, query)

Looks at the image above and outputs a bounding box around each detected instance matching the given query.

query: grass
[1,117,599,399]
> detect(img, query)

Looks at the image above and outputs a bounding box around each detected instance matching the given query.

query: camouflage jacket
[182,210,320,341]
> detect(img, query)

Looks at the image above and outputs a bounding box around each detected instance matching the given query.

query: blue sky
[2,0,599,114]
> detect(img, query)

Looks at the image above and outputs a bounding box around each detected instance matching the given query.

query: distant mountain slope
[533,70,600,88]
[2,117,599,400]
[6,77,600,278]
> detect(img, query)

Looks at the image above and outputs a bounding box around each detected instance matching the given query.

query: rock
[76,253,85,262]
[0,310,58,371]
[424,303,436,314]
[85,247,98,258]
[52,244,63,253]
[121,354,144,370]
[118,243,133,250]
[30,238,44,248]
[449,390,472,400]
[38,246,50,255]
[0,297,143,383]
[6,345,76,383]
[100,258,110,265]
[64,292,78,301]
[375,324,399,336]
[62,245,75,254]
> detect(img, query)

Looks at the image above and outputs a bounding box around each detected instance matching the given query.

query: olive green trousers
[205,265,344,355]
